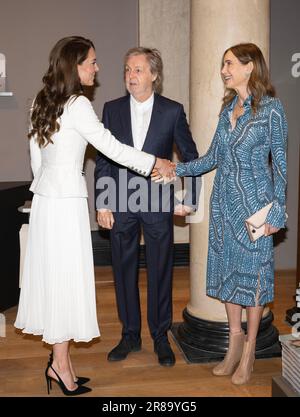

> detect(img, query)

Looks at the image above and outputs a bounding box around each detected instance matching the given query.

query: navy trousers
[110,213,174,344]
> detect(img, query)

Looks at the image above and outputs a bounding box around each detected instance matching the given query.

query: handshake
[152,158,177,184]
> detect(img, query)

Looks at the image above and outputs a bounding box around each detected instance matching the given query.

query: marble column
[172,0,281,362]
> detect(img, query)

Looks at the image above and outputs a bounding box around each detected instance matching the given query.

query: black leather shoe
[154,341,176,367]
[107,337,141,361]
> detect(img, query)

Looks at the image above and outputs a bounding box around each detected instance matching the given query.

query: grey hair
[124,47,163,94]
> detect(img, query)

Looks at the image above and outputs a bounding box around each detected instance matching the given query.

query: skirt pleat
[14,194,100,344]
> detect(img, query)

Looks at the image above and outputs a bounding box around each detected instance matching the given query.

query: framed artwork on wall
[0,53,13,96]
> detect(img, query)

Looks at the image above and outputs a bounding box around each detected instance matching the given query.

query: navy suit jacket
[95,93,199,223]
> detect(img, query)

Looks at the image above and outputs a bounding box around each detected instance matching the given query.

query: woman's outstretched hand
[152,158,177,183]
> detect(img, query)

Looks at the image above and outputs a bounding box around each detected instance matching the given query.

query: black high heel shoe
[48,351,90,386]
[45,364,92,396]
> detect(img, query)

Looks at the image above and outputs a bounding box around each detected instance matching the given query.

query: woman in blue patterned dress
[176,44,287,384]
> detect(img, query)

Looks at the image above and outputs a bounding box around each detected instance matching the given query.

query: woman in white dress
[14,36,172,396]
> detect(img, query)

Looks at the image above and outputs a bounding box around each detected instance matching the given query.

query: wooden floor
[0,267,296,397]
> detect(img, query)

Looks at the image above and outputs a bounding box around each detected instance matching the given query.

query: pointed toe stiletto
[74,376,90,385]
[45,364,92,396]
[48,352,90,386]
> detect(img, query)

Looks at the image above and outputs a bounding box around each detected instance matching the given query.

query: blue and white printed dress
[176,95,288,306]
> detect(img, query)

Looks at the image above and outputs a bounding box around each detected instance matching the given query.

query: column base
[285,306,300,326]
[171,308,281,363]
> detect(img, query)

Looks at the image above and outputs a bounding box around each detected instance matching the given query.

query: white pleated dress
[15,194,100,344]
[14,95,155,344]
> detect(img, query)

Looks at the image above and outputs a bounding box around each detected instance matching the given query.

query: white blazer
[29,95,155,198]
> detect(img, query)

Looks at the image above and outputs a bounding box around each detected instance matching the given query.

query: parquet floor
[0,267,296,397]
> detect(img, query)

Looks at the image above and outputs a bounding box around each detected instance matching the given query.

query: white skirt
[14,194,100,344]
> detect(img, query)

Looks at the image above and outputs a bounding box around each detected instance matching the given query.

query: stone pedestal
[172,309,281,363]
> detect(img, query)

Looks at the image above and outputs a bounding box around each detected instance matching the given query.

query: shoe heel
[45,373,52,395]
[48,364,92,396]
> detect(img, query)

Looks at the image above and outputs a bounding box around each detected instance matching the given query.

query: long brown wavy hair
[221,43,276,114]
[28,36,95,147]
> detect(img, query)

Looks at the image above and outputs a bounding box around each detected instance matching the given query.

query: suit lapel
[120,95,134,146]
[142,93,163,153]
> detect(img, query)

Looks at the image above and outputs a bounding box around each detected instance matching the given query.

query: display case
[0,182,32,311]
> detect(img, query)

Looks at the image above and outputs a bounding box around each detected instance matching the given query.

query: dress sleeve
[173,104,200,210]
[265,99,288,228]
[28,98,42,177]
[69,96,155,177]
[175,117,222,177]
[29,135,42,177]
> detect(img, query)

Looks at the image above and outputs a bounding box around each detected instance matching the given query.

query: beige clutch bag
[245,202,273,242]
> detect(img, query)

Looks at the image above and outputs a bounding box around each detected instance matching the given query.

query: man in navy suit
[94,47,199,366]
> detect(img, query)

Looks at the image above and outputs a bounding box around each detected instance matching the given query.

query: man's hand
[264,223,279,236]
[174,204,193,217]
[97,209,114,230]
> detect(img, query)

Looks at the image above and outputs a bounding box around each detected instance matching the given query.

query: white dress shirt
[130,93,154,150]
